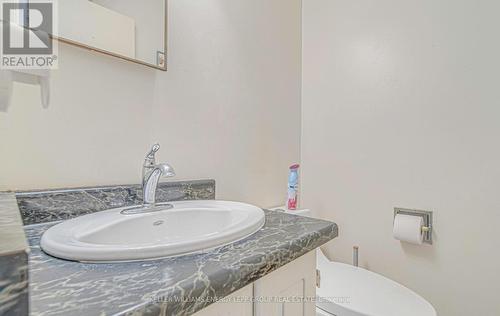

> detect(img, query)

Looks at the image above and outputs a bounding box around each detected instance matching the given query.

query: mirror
[57,0,167,70]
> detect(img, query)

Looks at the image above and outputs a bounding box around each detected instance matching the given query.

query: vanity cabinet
[194,251,317,316]
[193,284,254,316]
[254,251,316,316]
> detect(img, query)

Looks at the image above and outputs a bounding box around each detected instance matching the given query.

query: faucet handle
[144,144,161,170]
[145,144,160,160]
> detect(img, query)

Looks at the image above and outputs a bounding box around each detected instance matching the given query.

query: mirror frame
[53,0,168,71]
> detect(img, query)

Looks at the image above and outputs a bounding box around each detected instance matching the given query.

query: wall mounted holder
[394,207,433,244]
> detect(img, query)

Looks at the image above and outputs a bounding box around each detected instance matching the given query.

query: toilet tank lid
[316,251,436,316]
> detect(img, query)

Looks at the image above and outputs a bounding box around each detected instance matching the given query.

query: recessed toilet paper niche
[393,207,433,245]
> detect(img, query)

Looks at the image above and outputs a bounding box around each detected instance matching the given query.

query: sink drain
[153,220,165,226]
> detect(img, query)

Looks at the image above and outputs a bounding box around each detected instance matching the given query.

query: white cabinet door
[193,250,317,316]
[254,251,317,316]
[193,284,253,316]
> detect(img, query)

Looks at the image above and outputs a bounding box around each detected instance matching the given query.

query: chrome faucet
[141,144,175,207]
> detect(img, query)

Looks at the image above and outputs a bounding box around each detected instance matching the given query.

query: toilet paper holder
[394,208,433,244]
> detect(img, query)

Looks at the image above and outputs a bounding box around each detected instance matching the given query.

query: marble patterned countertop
[26,210,338,316]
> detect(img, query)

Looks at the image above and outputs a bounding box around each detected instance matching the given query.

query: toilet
[315,249,437,316]
[273,208,437,316]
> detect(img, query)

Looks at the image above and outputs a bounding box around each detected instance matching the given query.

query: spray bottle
[287,164,300,210]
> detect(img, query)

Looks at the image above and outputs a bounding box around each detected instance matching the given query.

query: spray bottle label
[287,164,300,210]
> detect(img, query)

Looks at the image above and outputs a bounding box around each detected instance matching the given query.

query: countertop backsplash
[17,179,216,225]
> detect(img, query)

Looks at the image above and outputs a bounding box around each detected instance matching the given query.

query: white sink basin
[40,200,265,262]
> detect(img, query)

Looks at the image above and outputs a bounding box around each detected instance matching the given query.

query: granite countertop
[26,210,338,316]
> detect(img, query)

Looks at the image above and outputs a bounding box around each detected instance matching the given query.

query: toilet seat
[316,250,436,316]
[316,306,335,316]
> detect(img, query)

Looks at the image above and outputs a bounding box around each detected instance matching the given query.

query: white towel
[11,69,51,108]
[0,70,13,112]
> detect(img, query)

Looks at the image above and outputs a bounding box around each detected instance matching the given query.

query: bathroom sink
[40,200,265,262]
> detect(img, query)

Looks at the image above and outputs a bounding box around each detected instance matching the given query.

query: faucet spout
[141,144,175,207]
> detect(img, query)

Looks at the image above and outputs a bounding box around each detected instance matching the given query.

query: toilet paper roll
[393,214,424,245]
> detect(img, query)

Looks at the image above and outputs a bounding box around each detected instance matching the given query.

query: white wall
[302,1,500,315]
[0,0,302,209]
